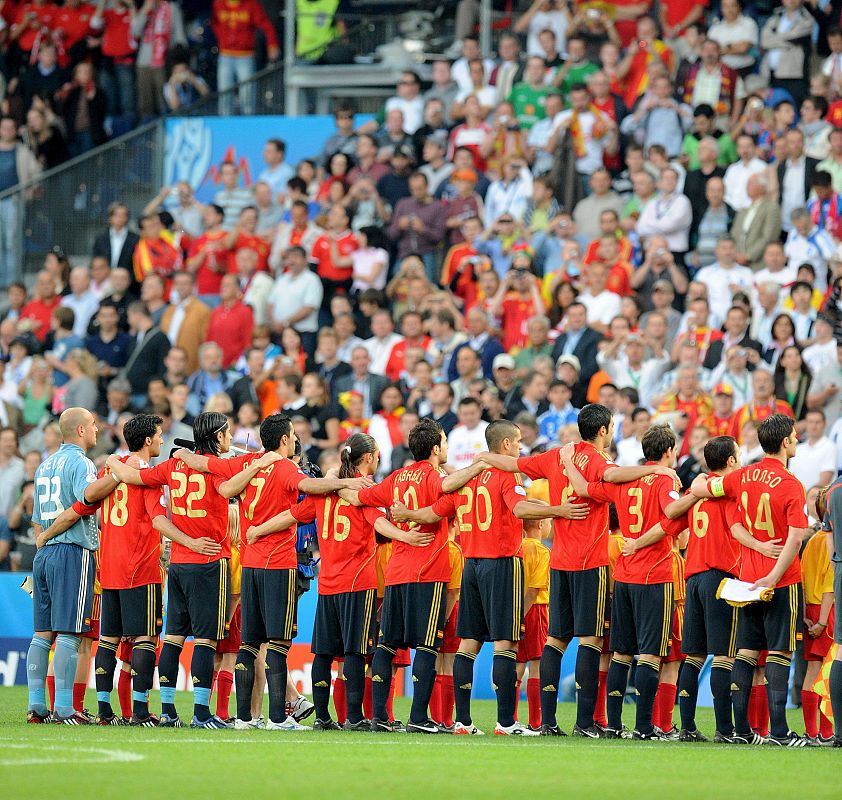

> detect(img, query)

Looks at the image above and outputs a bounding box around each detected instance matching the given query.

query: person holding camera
[163,60,209,112]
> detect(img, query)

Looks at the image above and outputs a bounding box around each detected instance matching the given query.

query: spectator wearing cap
[709,383,735,435]
[537,379,579,442]
[550,300,602,388]
[418,132,453,197]
[388,172,446,281]
[443,169,483,246]
[555,353,587,410]
[487,353,518,412]
[597,330,670,409]
[731,173,781,270]
[784,207,835,292]
[376,145,414,210]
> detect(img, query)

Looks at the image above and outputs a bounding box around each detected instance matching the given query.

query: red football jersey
[680,490,742,579]
[292,492,384,594]
[717,457,807,587]
[431,468,526,559]
[357,460,448,585]
[588,467,681,585]
[99,457,166,589]
[139,457,231,565]
[213,454,305,570]
[518,443,617,572]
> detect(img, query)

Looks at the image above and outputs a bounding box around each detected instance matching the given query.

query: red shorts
[517,604,549,663]
[82,594,102,641]
[394,647,411,667]
[804,603,835,661]
[663,605,686,664]
[440,603,460,653]
[217,605,242,655]
[757,650,768,668]
[118,638,134,663]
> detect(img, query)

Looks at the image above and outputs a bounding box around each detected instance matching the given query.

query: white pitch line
[0,742,145,767]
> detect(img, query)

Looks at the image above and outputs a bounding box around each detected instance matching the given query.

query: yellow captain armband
[708,477,725,498]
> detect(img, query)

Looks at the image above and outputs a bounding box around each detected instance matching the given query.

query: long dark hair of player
[193,411,229,455]
[339,433,378,479]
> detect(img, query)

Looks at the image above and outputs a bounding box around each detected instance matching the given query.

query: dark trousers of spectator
[299,331,317,357]
[69,130,94,159]
[137,66,165,119]
[770,74,808,109]
[319,276,353,326]
[101,62,137,133]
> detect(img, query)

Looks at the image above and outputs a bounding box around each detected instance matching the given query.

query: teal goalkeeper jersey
[32,443,99,550]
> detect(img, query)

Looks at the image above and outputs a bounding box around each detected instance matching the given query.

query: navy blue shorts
[32,543,96,634]
[456,557,524,643]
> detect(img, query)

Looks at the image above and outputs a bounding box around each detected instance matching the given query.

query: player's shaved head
[485,419,519,453]
[59,407,93,440]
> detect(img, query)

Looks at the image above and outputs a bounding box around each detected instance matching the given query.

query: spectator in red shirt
[91,0,138,129]
[206,273,255,367]
[20,270,61,343]
[309,204,358,321]
[384,310,431,382]
[11,1,58,58]
[212,0,279,115]
[489,255,545,352]
[52,0,95,57]
[186,203,231,307]
[226,205,270,273]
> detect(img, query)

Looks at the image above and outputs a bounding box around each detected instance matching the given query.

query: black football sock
[539,642,565,728]
[235,644,259,721]
[266,642,290,723]
[710,658,734,735]
[157,640,182,718]
[452,651,476,726]
[730,653,757,735]
[830,660,842,737]
[634,659,660,734]
[191,641,216,722]
[677,655,704,732]
[94,639,118,717]
[409,646,438,724]
[765,654,792,739]
[493,649,518,728]
[371,645,395,722]
[311,654,333,721]
[344,653,366,724]
[606,657,631,731]
[574,642,602,729]
[131,640,158,717]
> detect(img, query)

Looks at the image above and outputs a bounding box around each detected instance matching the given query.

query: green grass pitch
[0,687,838,799]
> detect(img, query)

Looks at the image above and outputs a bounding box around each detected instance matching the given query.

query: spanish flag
[812,642,838,723]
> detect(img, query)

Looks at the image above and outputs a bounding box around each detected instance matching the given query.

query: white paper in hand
[716,578,774,607]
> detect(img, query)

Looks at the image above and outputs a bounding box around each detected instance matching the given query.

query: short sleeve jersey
[680,489,742,579]
[99,456,166,589]
[447,540,464,590]
[801,531,834,605]
[357,460,449,584]
[33,443,99,550]
[521,537,550,605]
[292,491,385,594]
[209,454,305,570]
[140,457,231,564]
[431,468,527,559]
[518,442,617,571]
[715,457,807,587]
[588,468,681,584]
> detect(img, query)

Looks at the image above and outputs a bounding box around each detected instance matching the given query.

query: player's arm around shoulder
[82,457,119,503]
[35,499,95,548]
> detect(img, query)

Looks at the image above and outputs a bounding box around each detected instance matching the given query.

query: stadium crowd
[6,0,842,744]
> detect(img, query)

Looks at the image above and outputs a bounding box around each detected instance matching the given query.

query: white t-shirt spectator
[267,269,323,333]
[364,333,403,377]
[447,421,490,470]
[524,11,569,57]
[616,436,644,467]
[579,289,622,328]
[384,96,425,135]
[723,157,767,211]
[694,262,755,321]
[707,15,759,71]
[789,435,837,490]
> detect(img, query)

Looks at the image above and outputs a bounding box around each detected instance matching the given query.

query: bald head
[59,407,96,444]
